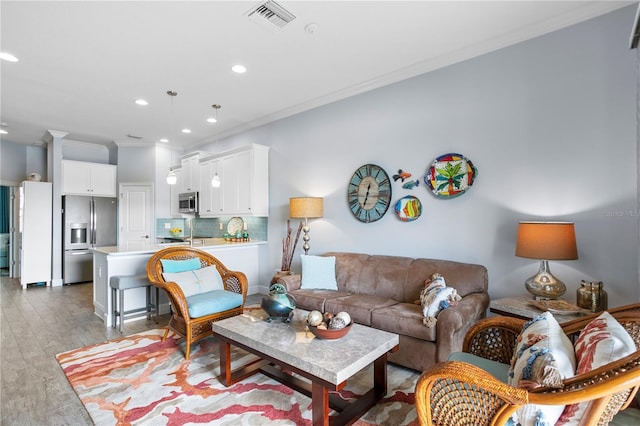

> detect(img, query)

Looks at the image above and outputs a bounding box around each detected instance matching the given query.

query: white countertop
[92,238,267,256]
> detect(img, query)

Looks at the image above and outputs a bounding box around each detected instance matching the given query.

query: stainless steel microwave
[178,192,198,214]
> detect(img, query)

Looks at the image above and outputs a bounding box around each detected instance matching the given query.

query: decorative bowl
[307,322,352,340]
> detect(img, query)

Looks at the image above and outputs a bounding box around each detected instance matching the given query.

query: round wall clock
[347,164,392,223]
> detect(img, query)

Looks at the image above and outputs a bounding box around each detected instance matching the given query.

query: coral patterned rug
[56,328,419,425]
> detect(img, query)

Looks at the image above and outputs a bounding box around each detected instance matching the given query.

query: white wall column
[45,130,67,286]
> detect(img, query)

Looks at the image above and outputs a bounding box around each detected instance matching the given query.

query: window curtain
[0,186,9,233]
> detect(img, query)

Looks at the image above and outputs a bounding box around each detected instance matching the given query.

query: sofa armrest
[277,273,302,292]
[435,292,490,363]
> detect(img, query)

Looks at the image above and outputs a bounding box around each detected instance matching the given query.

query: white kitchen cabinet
[198,157,223,216]
[180,153,200,193]
[197,144,269,217]
[62,159,117,197]
[169,166,182,217]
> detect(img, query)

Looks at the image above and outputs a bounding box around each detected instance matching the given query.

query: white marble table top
[212,308,399,385]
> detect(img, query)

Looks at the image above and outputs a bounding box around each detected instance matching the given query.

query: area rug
[56,328,419,425]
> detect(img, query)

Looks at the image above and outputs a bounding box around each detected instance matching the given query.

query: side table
[490,296,590,325]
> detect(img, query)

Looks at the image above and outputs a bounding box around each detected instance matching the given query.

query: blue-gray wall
[197,6,639,306]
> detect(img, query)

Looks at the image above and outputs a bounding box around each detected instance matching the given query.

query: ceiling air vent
[246,1,296,29]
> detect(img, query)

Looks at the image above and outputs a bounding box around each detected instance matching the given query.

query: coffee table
[211,309,400,426]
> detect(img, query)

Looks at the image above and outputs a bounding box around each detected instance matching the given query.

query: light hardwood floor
[0,276,262,425]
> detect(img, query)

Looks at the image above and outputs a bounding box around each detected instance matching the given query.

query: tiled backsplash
[156,217,268,241]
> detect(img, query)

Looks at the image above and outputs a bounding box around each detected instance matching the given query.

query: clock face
[347,164,392,223]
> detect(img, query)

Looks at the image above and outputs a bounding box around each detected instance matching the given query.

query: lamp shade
[289,197,323,219]
[515,221,578,260]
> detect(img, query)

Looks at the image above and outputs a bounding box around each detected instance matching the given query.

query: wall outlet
[219,222,224,231]
[164,222,171,229]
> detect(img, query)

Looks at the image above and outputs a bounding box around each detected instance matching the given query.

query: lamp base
[524,260,566,300]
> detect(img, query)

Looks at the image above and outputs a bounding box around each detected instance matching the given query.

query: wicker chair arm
[462,316,525,364]
[415,360,528,426]
[159,281,191,320]
[529,349,640,404]
[221,270,248,304]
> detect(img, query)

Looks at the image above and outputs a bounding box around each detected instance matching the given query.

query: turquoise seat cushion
[448,352,510,384]
[186,290,242,318]
[161,257,201,273]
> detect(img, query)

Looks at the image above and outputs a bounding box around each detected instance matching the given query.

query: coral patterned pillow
[557,311,636,425]
[507,312,576,426]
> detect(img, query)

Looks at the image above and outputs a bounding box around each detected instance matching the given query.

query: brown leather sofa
[278,252,489,371]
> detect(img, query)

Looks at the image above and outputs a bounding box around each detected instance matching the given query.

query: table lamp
[515,221,578,300]
[289,197,323,255]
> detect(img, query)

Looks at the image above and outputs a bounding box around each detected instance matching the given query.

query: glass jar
[576,280,607,312]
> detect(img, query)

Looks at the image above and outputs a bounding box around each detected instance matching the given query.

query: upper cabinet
[180,153,200,193]
[62,160,117,197]
[169,166,183,217]
[199,144,269,217]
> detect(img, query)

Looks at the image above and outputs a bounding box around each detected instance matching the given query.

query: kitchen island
[92,239,267,327]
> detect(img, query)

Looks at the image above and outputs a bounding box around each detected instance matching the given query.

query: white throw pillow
[557,311,636,425]
[162,265,224,297]
[508,311,576,426]
[300,255,338,291]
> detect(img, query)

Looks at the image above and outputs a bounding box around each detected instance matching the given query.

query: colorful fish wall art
[392,169,412,182]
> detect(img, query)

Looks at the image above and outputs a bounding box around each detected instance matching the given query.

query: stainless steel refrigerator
[63,196,117,284]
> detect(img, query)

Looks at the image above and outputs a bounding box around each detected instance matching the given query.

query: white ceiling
[0,1,634,149]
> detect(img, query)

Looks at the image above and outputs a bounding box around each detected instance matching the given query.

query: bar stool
[110,274,160,333]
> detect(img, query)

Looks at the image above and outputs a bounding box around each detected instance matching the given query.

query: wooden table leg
[312,381,330,426]
[219,340,232,386]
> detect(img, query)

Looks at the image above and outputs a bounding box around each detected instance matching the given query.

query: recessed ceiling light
[0,52,18,62]
[232,64,247,74]
[0,129,7,135]
[206,117,217,124]
[135,99,148,106]
[159,138,169,143]
[181,128,191,134]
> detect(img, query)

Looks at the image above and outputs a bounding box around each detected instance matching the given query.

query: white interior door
[119,184,154,247]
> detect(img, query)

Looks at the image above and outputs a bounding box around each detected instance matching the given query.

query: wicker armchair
[415,303,640,426]
[146,247,248,359]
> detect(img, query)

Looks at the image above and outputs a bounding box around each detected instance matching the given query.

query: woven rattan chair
[146,246,248,359]
[415,303,640,426]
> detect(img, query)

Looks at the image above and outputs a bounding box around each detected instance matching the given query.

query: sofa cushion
[289,289,350,312]
[300,255,338,290]
[160,257,201,273]
[186,290,242,318]
[162,265,224,297]
[557,311,636,425]
[371,303,437,341]
[324,294,398,326]
[508,312,576,426]
[324,252,488,304]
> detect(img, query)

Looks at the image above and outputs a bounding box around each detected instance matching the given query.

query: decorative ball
[335,311,351,325]
[329,317,347,330]
[307,310,324,327]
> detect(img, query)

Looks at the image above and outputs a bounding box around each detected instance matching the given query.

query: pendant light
[211,104,222,188]
[166,90,178,185]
